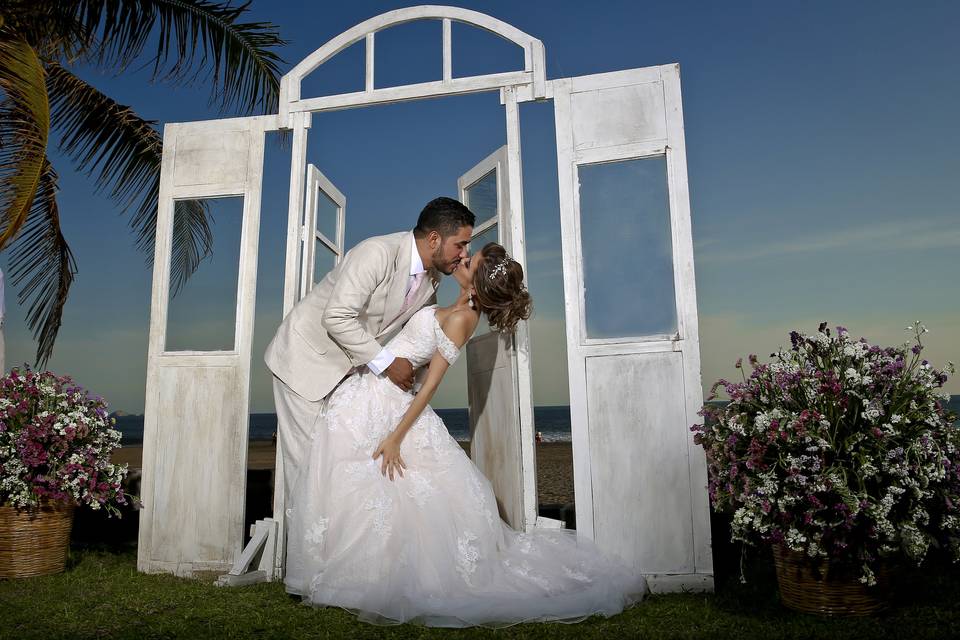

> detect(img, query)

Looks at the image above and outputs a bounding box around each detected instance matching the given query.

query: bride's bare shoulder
[439,308,480,347]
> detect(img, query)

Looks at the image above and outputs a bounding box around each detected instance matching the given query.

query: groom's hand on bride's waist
[384,357,415,391]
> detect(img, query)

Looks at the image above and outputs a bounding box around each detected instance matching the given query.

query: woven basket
[0,501,75,578]
[772,544,891,616]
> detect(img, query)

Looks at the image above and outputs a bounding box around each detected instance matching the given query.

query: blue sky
[2,0,958,412]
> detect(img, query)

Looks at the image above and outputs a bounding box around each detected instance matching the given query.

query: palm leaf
[6,158,77,367]
[0,2,91,61]
[0,32,50,251]
[75,0,286,114]
[46,62,213,295]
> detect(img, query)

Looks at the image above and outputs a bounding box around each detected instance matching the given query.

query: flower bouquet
[0,367,136,577]
[692,322,959,613]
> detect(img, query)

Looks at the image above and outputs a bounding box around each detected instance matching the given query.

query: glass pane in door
[313,242,337,284]
[577,156,677,339]
[316,189,339,245]
[165,196,243,351]
[469,224,499,336]
[465,169,498,223]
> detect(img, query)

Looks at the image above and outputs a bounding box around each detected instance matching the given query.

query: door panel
[301,164,346,299]
[466,332,523,526]
[139,115,275,576]
[553,65,712,589]
[459,145,539,530]
[585,352,693,573]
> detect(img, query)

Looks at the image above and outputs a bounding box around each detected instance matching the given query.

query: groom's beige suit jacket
[264,231,439,402]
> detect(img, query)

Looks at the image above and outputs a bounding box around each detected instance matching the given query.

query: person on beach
[283,242,647,627]
[264,197,474,506]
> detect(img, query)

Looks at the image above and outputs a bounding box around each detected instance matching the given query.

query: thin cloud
[696,217,960,264]
[699,311,960,396]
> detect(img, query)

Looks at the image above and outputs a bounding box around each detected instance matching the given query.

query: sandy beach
[111,440,574,506]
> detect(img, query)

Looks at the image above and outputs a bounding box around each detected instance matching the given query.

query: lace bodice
[386,306,461,367]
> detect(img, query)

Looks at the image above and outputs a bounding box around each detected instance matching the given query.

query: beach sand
[111,440,574,506]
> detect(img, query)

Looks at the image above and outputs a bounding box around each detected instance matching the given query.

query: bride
[284,242,647,627]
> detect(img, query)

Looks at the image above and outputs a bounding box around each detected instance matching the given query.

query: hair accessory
[488,259,509,280]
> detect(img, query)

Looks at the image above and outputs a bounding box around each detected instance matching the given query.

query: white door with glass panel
[553,65,712,590]
[300,165,346,298]
[270,162,347,573]
[458,146,544,531]
[138,115,273,576]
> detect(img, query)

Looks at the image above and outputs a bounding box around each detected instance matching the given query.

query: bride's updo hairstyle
[472,242,532,333]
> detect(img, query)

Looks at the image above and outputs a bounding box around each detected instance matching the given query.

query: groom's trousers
[272,376,326,507]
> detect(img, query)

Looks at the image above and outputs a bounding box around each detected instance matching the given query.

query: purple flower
[790,331,803,350]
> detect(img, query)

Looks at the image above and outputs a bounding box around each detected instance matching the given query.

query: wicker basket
[772,544,892,616]
[0,501,75,578]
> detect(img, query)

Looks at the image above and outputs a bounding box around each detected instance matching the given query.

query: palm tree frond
[0,32,50,250]
[0,2,92,61]
[45,62,214,289]
[170,199,214,297]
[76,0,286,114]
[7,158,77,367]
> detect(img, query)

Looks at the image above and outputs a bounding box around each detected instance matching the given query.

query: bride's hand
[372,433,406,481]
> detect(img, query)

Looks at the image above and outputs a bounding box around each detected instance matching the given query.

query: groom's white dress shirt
[366,234,427,375]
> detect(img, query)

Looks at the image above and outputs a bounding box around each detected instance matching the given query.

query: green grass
[0,544,958,640]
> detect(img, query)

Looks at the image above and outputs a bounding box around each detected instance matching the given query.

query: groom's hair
[414,197,475,239]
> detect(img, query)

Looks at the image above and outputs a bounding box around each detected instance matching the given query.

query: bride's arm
[372,310,478,479]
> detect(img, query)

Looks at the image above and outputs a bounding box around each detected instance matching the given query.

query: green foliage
[0,0,286,366]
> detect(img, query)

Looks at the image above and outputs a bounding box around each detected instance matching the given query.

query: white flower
[785,528,807,549]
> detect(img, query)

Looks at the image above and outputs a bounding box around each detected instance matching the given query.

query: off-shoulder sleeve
[434,322,462,365]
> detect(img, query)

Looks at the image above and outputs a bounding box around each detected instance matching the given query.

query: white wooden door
[300,164,346,298]
[553,65,713,590]
[458,145,542,531]
[138,115,275,576]
[271,160,346,576]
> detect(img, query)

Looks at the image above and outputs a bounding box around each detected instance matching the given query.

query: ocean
[114,405,575,445]
[114,396,960,446]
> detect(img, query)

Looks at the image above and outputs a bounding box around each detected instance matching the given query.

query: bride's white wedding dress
[284,306,646,627]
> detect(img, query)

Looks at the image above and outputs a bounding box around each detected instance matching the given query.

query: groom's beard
[432,245,460,275]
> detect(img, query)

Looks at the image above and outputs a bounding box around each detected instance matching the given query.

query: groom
[265,197,475,502]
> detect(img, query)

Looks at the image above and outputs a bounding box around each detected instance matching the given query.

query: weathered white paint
[138,115,276,576]
[291,72,534,114]
[661,63,713,577]
[552,65,713,590]
[216,518,278,586]
[299,164,346,298]
[466,331,523,527]
[270,110,311,578]
[456,145,504,232]
[458,142,541,532]
[586,352,692,573]
[279,6,546,122]
[442,19,453,82]
[280,111,311,315]
[365,33,375,93]
[501,87,544,531]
